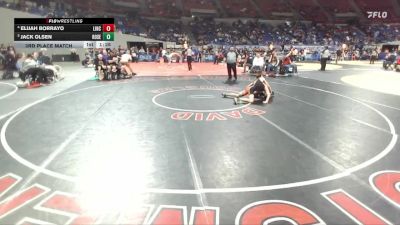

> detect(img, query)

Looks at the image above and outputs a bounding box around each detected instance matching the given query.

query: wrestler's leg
[234,94,254,105]
[222,88,249,98]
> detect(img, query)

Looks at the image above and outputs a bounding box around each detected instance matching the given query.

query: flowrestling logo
[366,11,388,19]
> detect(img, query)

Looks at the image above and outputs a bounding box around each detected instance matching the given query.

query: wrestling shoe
[221,93,227,98]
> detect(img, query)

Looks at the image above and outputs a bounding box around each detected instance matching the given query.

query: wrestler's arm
[261,78,272,104]
[246,80,256,88]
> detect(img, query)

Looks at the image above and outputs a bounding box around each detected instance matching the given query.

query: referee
[226,47,238,82]
[320,46,330,71]
[187,47,193,71]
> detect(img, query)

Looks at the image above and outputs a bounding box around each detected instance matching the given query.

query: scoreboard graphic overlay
[14,18,115,49]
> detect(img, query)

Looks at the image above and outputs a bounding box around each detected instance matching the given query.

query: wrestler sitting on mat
[222,71,273,104]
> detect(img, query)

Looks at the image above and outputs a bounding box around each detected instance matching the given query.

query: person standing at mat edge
[187,47,193,71]
[320,46,330,71]
[226,47,238,82]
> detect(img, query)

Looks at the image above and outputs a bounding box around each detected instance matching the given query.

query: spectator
[252,53,265,71]
[266,51,279,74]
[2,49,17,79]
[38,49,52,65]
[335,48,342,64]
[186,47,193,71]
[0,44,6,67]
[198,50,202,62]
[131,47,139,63]
[94,54,107,80]
[16,53,25,72]
[370,48,378,64]
[214,48,219,65]
[383,52,396,70]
